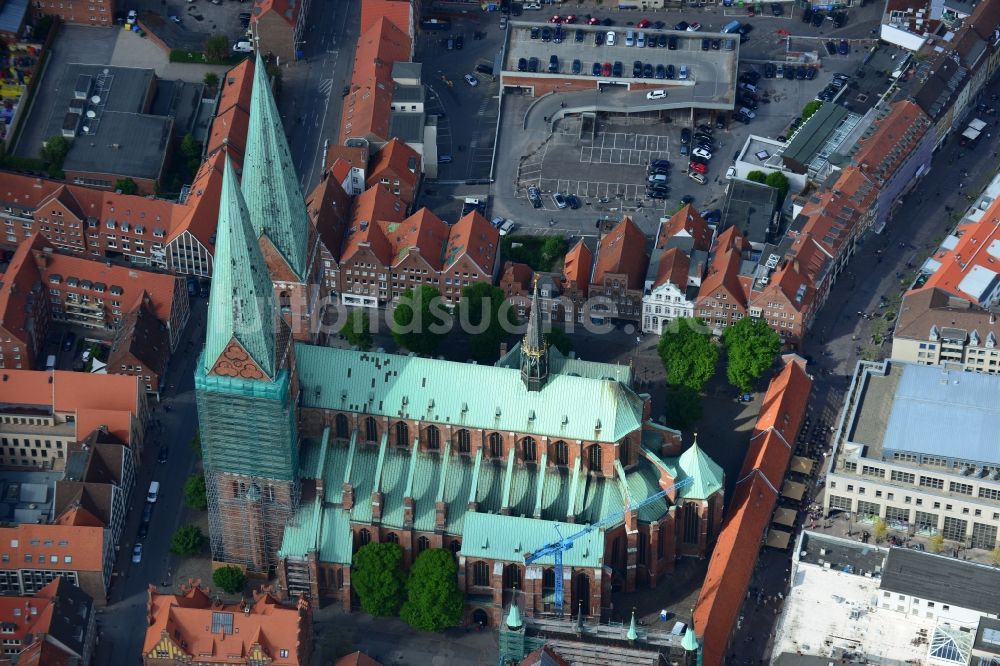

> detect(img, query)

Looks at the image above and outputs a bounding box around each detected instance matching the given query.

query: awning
[772,507,797,528]
[781,480,807,501]
[766,529,792,549]
[790,456,816,475]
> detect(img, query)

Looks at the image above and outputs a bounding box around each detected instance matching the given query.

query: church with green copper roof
[195,54,725,627]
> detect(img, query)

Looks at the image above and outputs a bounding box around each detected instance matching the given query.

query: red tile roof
[0,523,105,574]
[592,216,648,290]
[144,585,311,665]
[367,138,421,193]
[205,60,253,160]
[360,0,412,36]
[334,653,382,666]
[443,211,499,274]
[380,208,449,270]
[693,359,812,665]
[306,172,351,263]
[339,18,412,143]
[341,186,406,264]
[0,234,45,347]
[252,0,297,27]
[656,205,711,252]
[853,101,930,183]
[500,261,534,294]
[652,247,691,290]
[918,199,1000,304]
[697,226,748,305]
[562,239,592,295]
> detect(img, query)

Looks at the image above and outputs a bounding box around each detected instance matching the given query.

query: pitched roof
[853,100,930,182]
[170,150,228,252]
[334,653,383,666]
[367,138,420,192]
[461,513,605,567]
[251,0,299,26]
[657,205,712,252]
[443,211,499,274]
[592,216,649,289]
[380,208,449,269]
[674,440,724,500]
[0,578,92,663]
[0,523,105,573]
[519,646,572,666]
[895,287,1000,343]
[652,247,690,290]
[562,239,592,294]
[0,369,140,416]
[0,234,44,346]
[339,18,412,143]
[359,0,411,35]
[305,172,351,263]
[242,53,311,280]
[693,358,811,665]
[206,59,254,160]
[204,155,277,379]
[698,226,748,304]
[107,298,171,382]
[341,186,406,264]
[144,585,309,665]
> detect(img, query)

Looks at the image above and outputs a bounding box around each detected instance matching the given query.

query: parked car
[687,22,702,31]
[666,64,676,79]
[838,39,850,55]
[602,62,612,76]
[595,31,605,46]
[464,74,479,86]
[158,446,169,463]
[655,64,666,79]
[764,63,776,78]
[657,34,668,48]
[592,61,602,76]
[679,65,688,80]
[606,31,616,45]
[541,27,552,41]
[701,38,710,51]
[805,67,817,80]
[673,21,689,31]
[233,40,253,53]
[552,192,568,209]
[716,114,726,129]
[688,161,708,174]
[802,7,814,22]
[572,59,582,74]
[725,166,737,180]
[646,89,667,100]
[637,18,650,28]
[62,332,76,351]
[692,148,713,161]
[528,186,542,208]
[530,26,540,39]
[132,543,143,563]
[737,107,756,119]
[681,195,695,204]
[528,57,539,72]
[575,29,584,42]
[668,35,678,50]
[811,11,824,26]
[643,63,653,78]
[518,58,528,72]
[566,194,581,209]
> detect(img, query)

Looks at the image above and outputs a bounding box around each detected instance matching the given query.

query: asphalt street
[93,301,207,665]
[278,0,360,193]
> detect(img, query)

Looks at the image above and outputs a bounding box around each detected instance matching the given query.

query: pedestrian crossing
[318,79,334,97]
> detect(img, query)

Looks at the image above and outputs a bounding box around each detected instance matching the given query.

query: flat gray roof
[782,103,849,168]
[392,83,425,103]
[721,179,779,246]
[799,531,887,577]
[881,547,1000,615]
[389,112,424,143]
[150,79,204,136]
[847,362,903,460]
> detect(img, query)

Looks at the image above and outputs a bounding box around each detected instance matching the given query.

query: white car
[131,543,143,563]
[725,166,737,180]
[552,193,568,209]
[679,65,688,80]
[686,22,702,31]
[524,1,542,9]
[646,89,667,100]
[464,74,479,87]
[692,147,712,160]
[606,31,616,46]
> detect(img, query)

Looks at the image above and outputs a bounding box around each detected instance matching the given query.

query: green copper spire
[676,434,724,500]
[626,611,638,641]
[682,627,699,651]
[242,53,310,279]
[204,155,277,379]
[505,597,523,630]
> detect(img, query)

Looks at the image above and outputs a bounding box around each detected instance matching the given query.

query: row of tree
[657,317,781,429]
[353,543,464,631]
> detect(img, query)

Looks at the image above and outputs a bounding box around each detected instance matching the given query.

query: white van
[45,355,56,370]
[232,41,253,53]
[147,481,160,503]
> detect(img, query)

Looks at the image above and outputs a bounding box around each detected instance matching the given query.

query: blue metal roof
[882,363,1000,467]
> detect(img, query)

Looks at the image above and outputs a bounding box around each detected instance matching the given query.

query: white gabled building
[642,247,705,334]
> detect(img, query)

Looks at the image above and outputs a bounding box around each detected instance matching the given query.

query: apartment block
[893,287,1000,372]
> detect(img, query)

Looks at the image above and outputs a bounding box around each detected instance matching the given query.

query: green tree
[179,133,200,160]
[722,317,782,393]
[40,135,69,178]
[391,286,450,355]
[990,546,1000,566]
[872,517,888,542]
[114,178,138,195]
[746,170,767,184]
[928,533,945,553]
[540,235,567,269]
[765,171,790,203]
[212,565,247,594]
[340,309,373,351]
[657,317,718,391]
[203,72,219,89]
[545,326,573,356]
[183,474,208,510]
[801,100,823,121]
[352,542,407,617]
[204,35,229,62]
[190,430,202,457]
[170,525,205,556]
[664,386,703,431]
[459,282,517,362]
[400,548,464,631]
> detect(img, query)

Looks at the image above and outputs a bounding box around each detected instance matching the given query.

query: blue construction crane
[523,476,694,613]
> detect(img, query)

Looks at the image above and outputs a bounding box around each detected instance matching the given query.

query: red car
[636,18,650,28]
[587,16,601,25]
[550,15,563,23]
[746,6,755,15]
[689,161,708,174]
[602,62,612,76]
[563,14,577,23]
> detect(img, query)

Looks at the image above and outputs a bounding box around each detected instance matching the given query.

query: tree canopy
[400,549,464,631]
[183,474,207,510]
[664,386,703,431]
[115,178,138,195]
[765,171,790,203]
[459,283,517,362]
[352,542,407,617]
[746,170,767,184]
[204,35,229,62]
[801,100,823,121]
[340,309,373,351]
[170,525,205,556]
[391,286,450,355]
[657,318,718,391]
[41,136,69,178]
[203,72,219,89]
[212,565,247,594]
[722,317,782,393]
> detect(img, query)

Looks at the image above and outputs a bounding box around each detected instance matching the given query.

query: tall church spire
[204,154,278,379]
[520,277,548,391]
[242,53,310,280]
